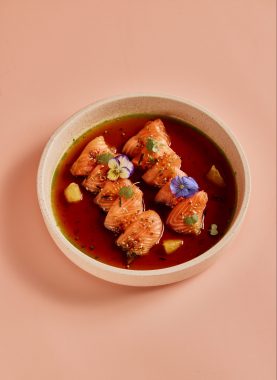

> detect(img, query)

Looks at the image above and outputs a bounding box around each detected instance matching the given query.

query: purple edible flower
[170,176,199,198]
[107,154,134,181]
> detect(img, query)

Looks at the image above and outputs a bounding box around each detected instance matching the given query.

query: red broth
[52,115,237,270]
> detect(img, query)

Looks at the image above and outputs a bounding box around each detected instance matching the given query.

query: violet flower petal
[170,175,199,198]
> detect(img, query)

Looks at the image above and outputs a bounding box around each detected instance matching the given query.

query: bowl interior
[38,95,250,286]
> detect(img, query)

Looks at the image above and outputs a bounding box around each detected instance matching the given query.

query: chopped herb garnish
[119,186,134,199]
[184,214,198,225]
[96,152,114,165]
[146,137,159,152]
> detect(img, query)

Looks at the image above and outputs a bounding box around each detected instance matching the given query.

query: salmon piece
[104,185,144,233]
[116,210,164,256]
[70,136,114,176]
[155,182,181,208]
[122,136,142,158]
[137,119,170,144]
[94,178,133,212]
[142,153,182,187]
[122,119,170,158]
[155,170,188,207]
[82,164,109,194]
[132,143,176,170]
[166,191,208,235]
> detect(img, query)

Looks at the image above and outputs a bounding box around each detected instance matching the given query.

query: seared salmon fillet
[139,119,170,144]
[122,135,141,158]
[71,136,114,176]
[155,170,188,206]
[116,210,163,256]
[82,164,109,194]
[142,152,182,187]
[94,178,133,212]
[104,185,144,233]
[166,191,208,235]
[122,119,170,158]
[132,144,177,171]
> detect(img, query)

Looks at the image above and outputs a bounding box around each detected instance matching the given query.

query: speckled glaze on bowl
[37,94,251,286]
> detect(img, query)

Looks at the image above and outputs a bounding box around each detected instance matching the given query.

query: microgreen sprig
[96,152,114,165]
[184,214,198,225]
[146,138,159,153]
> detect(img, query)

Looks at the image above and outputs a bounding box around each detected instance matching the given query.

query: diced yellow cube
[206,165,225,187]
[64,182,83,203]
[162,239,183,254]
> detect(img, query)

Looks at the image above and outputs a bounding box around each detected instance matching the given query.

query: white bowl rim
[37,93,251,279]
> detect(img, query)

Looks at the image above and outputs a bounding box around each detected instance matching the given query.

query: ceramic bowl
[37,94,251,286]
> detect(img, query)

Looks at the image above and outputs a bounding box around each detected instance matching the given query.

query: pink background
[0,1,275,379]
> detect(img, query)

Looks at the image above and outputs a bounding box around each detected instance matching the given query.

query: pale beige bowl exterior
[37,94,251,286]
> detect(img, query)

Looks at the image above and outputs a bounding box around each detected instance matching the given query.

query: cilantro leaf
[146,138,159,153]
[96,152,114,165]
[119,186,134,199]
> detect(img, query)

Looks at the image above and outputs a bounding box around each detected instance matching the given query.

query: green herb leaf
[146,138,159,153]
[119,186,134,199]
[184,214,198,225]
[96,152,114,165]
